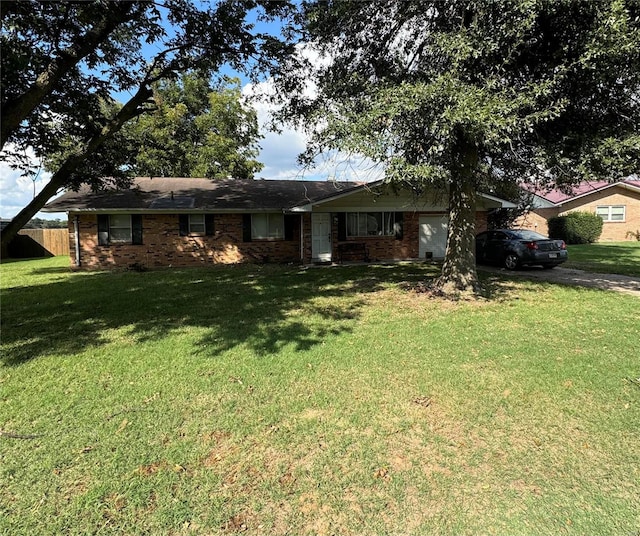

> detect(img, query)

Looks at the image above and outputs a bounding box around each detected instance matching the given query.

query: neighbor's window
[109,214,132,242]
[252,213,284,239]
[347,212,395,237]
[596,205,625,222]
[188,214,206,234]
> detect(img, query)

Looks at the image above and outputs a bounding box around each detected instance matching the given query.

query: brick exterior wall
[516,185,640,241]
[70,211,492,269]
[72,213,302,269]
[515,208,557,236]
[313,211,488,264]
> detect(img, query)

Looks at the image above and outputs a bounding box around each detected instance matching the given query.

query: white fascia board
[298,186,516,210]
[289,205,312,212]
[529,193,557,208]
[302,180,384,208]
[478,192,517,208]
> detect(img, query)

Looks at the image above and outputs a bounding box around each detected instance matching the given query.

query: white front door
[312,213,332,262]
[419,215,449,259]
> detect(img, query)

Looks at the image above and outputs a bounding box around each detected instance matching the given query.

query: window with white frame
[347,212,395,237]
[251,213,284,239]
[596,205,625,222]
[108,214,132,242]
[188,214,206,234]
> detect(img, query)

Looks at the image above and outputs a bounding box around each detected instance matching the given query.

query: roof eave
[554,180,640,206]
[46,207,291,214]
[478,192,517,208]
[304,180,385,207]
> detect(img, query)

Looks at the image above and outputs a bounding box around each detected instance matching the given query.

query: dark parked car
[476,229,568,269]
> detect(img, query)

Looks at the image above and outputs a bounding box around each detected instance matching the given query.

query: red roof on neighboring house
[532,177,640,205]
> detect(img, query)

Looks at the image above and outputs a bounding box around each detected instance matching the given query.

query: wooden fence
[7,229,70,258]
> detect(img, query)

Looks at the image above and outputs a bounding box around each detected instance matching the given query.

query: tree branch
[1,83,153,249]
[1,3,137,149]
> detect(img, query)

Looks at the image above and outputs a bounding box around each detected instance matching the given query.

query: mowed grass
[1,257,639,536]
[565,241,640,276]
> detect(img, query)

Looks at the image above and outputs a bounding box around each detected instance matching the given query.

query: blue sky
[0,4,359,221]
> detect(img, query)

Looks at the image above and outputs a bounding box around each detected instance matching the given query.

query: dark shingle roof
[43,177,364,213]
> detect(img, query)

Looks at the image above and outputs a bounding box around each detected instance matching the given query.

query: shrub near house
[519,178,640,241]
[548,211,603,244]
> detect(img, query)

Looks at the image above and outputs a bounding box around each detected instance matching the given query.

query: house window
[596,205,625,222]
[179,214,214,236]
[108,214,132,242]
[251,213,284,239]
[346,212,395,237]
[97,214,143,245]
[188,214,206,234]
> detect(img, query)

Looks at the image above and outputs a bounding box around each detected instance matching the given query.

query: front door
[419,215,449,259]
[312,213,332,262]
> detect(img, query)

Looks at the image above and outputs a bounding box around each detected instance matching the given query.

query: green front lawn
[565,241,640,277]
[1,257,639,535]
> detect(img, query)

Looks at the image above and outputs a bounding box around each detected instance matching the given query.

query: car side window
[492,231,508,240]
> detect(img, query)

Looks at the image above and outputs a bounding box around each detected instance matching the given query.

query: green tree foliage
[23,218,68,229]
[282,0,640,294]
[128,75,263,179]
[1,0,293,248]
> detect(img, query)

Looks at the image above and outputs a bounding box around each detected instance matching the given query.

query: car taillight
[559,240,567,250]
[525,241,538,250]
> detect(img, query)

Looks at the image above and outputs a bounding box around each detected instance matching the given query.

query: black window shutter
[179,214,189,236]
[205,214,215,236]
[284,214,296,241]
[242,214,252,242]
[132,214,143,244]
[337,213,346,241]
[97,214,109,245]
[394,212,404,240]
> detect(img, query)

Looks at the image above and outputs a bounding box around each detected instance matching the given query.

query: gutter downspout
[73,215,81,267]
[300,214,304,263]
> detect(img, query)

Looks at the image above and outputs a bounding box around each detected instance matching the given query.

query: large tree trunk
[1,84,152,250]
[433,133,481,296]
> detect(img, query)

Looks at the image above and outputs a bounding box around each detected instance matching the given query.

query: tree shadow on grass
[1,264,440,367]
[29,266,76,275]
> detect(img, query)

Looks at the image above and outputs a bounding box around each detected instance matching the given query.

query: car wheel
[503,253,519,270]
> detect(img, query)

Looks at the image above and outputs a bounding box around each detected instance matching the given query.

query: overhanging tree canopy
[1,0,293,248]
[281,0,640,294]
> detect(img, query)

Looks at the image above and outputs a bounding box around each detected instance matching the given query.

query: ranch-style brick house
[517,178,640,241]
[43,177,514,270]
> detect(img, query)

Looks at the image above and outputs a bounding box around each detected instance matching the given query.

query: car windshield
[509,230,549,240]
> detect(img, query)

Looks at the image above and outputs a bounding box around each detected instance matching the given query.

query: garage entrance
[419,215,448,259]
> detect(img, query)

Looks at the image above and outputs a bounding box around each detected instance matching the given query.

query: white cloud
[0,146,64,220]
[243,51,384,185]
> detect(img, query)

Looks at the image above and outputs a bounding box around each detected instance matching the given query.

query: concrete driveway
[478,265,640,297]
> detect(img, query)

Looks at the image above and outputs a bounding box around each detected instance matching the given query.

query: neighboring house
[517,178,640,241]
[43,177,514,269]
